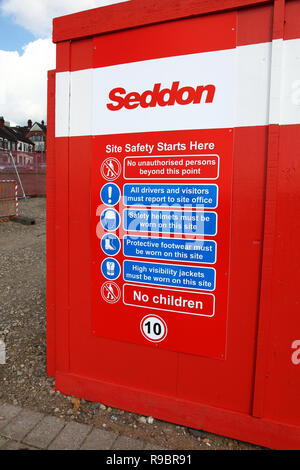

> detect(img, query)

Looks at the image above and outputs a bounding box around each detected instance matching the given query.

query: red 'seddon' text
[107,81,216,111]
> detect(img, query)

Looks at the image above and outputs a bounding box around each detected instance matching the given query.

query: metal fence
[0,180,18,220]
[0,150,46,197]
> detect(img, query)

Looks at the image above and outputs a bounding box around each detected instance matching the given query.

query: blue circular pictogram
[100,183,121,207]
[100,208,120,232]
[101,258,121,281]
[101,234,121,256]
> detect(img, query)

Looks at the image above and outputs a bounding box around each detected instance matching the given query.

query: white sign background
[91,49,236,135]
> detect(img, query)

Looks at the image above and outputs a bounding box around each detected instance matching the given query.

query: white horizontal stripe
[55,39,300,138]
[236,42,271,127]
[93,48,236,135]
[268,39,283,125]
[280,39,300,125]
[70,69,93,137]
[55,72,70,138]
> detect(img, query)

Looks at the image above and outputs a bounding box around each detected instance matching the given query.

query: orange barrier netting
[0,180,18,222]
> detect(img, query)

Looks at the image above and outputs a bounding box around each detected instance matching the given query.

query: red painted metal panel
[54,137,70,373]
[92,12,236,69]
[177,126,268,413]
[53,41,71,374]
[260,123,300,426]
[252,0,285,418]
[237,3,273,45]
[46,70,56,376]
[89,13,236,360]
[48,0,300,449]
[67,141,179,393]
[70,38,93,72]
[272,0,286,39]
[56,41,71,73]
[53,0,272,43]
[253,123,300,425]
[55,9,263,410]
[55,370,300,450]
[251,0,300,428]
[284,0,300,39]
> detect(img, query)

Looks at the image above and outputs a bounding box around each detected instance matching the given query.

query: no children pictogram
[101,281,121,304]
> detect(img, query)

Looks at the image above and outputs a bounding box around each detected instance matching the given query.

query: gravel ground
[0,197,263,450]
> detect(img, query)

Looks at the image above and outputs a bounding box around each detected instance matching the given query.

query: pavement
[0,401,166,451]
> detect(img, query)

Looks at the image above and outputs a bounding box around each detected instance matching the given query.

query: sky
[0,0,130,126]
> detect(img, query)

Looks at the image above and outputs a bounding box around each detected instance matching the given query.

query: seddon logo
[107,81,216,111]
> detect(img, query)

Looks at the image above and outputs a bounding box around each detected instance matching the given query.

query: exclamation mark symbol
[108,186,112,204]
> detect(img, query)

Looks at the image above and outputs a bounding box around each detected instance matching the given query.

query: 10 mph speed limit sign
[140,315,168,343]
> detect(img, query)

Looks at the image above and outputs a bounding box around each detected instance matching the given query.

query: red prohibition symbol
[101,281,121,304]
[101,157,122,181]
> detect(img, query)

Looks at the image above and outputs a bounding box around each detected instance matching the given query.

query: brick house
[25,120,47,153]
[0,116,34,153]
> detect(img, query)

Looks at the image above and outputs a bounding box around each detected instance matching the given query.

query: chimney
[41,120,44,126]
[0,116,4,128]
[28,119,32,128]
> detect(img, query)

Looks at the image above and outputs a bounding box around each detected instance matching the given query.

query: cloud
[0,38,56,125]
[0,0,129,37]
[0,0,129,125]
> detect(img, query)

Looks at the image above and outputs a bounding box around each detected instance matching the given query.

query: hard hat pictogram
[100,208,120,232]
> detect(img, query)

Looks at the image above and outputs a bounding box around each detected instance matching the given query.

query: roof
[0,125,33,145]
[29,122,47,133]
[11,126,28,138]
[0,127,18,142]
[9,126,33,145]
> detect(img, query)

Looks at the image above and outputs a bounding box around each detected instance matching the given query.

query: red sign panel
[123,284,215,317]
[124,155,219,180]
[91,16,235,358]
[91,128,233,358]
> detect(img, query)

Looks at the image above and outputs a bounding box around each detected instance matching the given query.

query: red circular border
[140,314,168,343]
[101,281,121,304]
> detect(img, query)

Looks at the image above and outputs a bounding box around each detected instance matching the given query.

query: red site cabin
[47,0,300,449]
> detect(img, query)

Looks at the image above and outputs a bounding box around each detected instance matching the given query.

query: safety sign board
[123,184,218,208]
[124,155,219,180]
[123,236,217,264]
[91,31,235,358]
[92,128,233,358]
[123,209,217,235]
[123,284,215,317]
[123,260,216,291]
